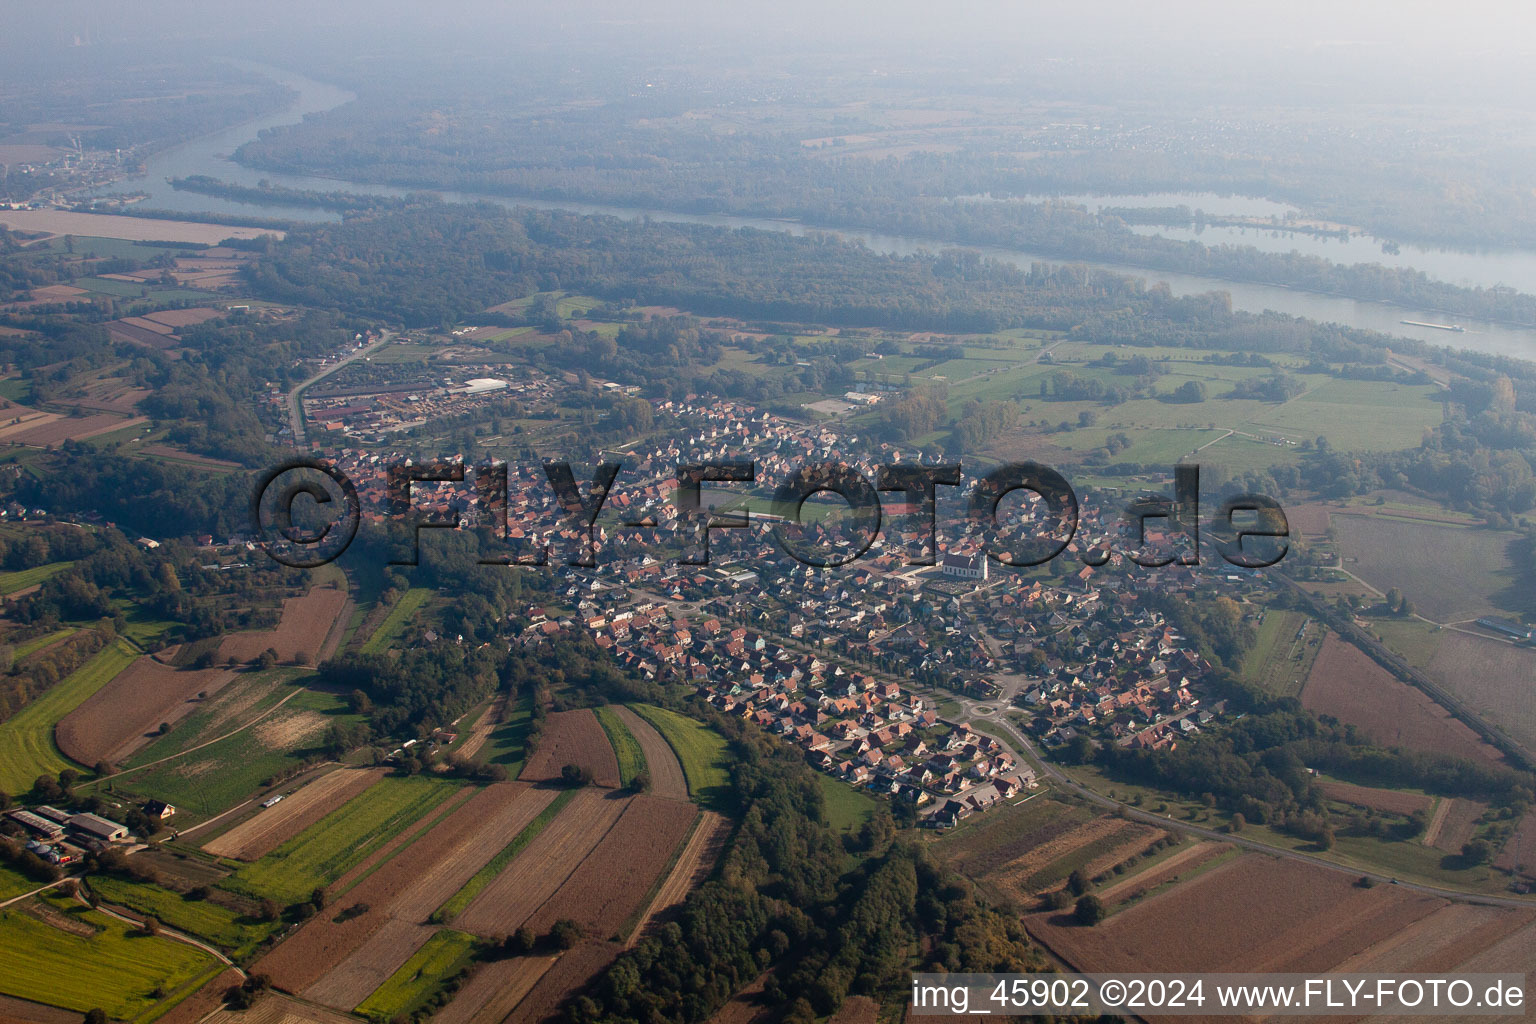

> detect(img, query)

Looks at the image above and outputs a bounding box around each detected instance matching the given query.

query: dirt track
[612,705,687,800]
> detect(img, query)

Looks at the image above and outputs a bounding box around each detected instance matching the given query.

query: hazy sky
[6,1,1536,107]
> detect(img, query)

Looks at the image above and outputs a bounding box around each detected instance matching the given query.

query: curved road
[287,331,394,445]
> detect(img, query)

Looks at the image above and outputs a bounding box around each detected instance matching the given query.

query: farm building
[1475,616,1533,641]
[34,805,72,826]
[143,799,176,819]
[67,812,129,843]
[6,809,64,841]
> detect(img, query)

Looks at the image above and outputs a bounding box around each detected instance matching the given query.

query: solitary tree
[1074,895,1106,926]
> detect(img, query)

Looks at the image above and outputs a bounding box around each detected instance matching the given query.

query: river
[108,63,1536,362]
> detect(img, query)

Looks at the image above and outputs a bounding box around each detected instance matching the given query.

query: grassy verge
[360,588,430,654]
[594,706,645,787]
[431,788,576,923]
[629,704,733,810]
[87,876,273,959]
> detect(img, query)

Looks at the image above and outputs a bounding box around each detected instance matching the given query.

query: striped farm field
[299,784,563,1011]
[12,628,76,660]
[628,704,732,809]
[611,705,686,801]
[0,639,136,794]
[433,789,575,924]
[202,767,389,861]
[454,787,629,938]
[523,794,698,941]
[0,561,74,596]
[594,706,645,787]
[354,930,478,1021]
[227,776,458,904]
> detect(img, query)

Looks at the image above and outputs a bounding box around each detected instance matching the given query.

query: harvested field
[939,796,1087,877]
[455,788,630,938]
[986,816,1158,899]
[70,380,150,414]
[202,768,388,861]
[259,783,556,1002]
[139,445,242,471]
[1300,635,1503,764]
[1026,855,1442,978]
[218,587,348,665]
[107,321,178,350]
[518,709,621,789]
[1332,514,1518,623]
[1429,799,1488,854]
[628,810,730,947]
[1284,502,1332,538]
[0,996,80,1024]
[140,308,225,329]
[1332,903,1535,976]
[1096,842,1232,907]
[1422,632,1536,758]
[154,968,244,1024]
[202,992,359,1024]
[1317,780,1433,817]
[503,942,620,1024]
[1367,916,1536,1024]
[118,316,175,335]
[55,656,235,765]
[433,957,556,1024]
[6,413,144,446]
[523,794,698,940]
[0,210,283,243]
[827,996,878,1024]
[612,704,687,800]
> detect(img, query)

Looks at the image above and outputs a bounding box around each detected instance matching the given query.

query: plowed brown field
[1096,842,1232,907]
[628,810,730,947]
[524,794,697,940]
[519,709,621,789]
[55,658,235,765]
[1317,780,1434,817]
[433,956,556,1024]
[454,788,629,939]
[218,587,348,665]
[612,705,687,800]
[1301,635,1503,764]
[202,768,387,861]
[1027,855,1442,979]
[504,942,621,1024]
